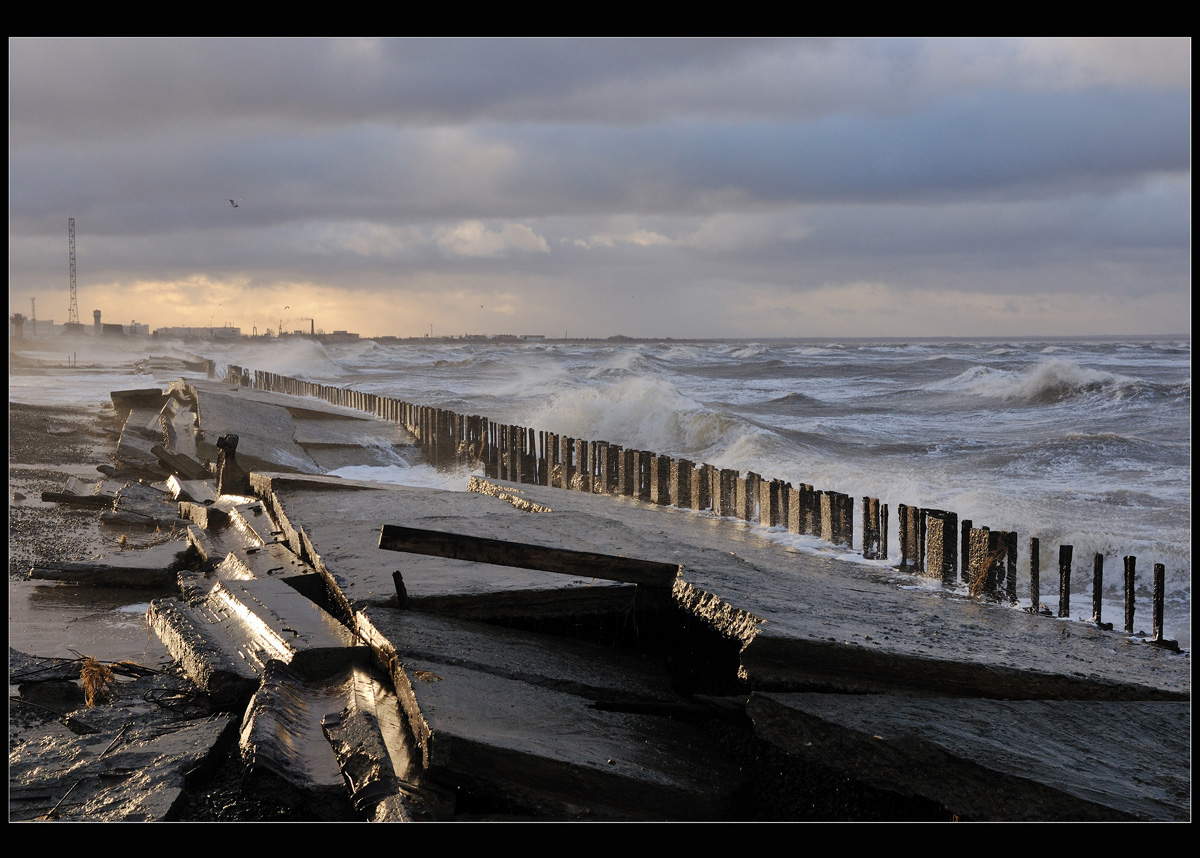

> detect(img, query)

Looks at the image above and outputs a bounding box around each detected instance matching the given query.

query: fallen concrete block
[747,692,1191,821]
[392,658,742,820]
[238,660,356,821]
[148,577,369,708]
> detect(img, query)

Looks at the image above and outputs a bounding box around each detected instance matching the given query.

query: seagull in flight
[228,199,242,208]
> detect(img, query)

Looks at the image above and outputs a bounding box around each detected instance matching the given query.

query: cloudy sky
[9,38,1191,339]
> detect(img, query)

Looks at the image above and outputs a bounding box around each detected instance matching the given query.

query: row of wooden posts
[220,362,1176,649]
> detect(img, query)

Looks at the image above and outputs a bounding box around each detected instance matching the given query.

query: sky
[8,37,1192,339]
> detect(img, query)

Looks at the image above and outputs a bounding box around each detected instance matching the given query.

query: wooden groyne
[228,362,1184,652]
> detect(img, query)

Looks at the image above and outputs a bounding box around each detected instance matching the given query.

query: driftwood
[29,560,176,587]
[40,492,116,509]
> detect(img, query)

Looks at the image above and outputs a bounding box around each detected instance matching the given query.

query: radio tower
[67,218,80,325]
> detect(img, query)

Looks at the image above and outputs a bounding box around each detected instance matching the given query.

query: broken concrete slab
[182,380,417,476]
[238,660,357,821]
[391,658,743,820]
[153,445,210,481]
[110,387,168,421]
[10,647,238,822]
[320,660,452,821]
[115,404,171,473]
[357,607,688,708]
[8,715,237,821]
[389,555,639,620]
[148,577,370,707]
[251,473,637,627]
[167,475,217,504]
[160,394,199,459]
[746,692,1191,821]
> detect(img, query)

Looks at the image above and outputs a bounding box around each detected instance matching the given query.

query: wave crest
[935,358,1141,405]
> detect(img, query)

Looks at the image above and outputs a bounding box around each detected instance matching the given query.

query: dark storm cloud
[9,38,778,138]
[8,37,1191,337]
[13,84,1187,234]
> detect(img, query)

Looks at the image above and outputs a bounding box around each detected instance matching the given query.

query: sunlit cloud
[435,220,550,258]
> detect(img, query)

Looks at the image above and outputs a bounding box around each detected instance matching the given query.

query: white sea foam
[931,358,1137,404]
[325,462,480,491]
[523,376,747,457]
[205,338,344,379]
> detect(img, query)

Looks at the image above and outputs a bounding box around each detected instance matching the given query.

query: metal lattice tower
[67,217,79,325]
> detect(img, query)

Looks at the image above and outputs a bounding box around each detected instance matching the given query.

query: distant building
[320,330,360,343]
[154,326,242,340]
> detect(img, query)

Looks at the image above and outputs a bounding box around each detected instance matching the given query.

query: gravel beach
[9,403,123,577]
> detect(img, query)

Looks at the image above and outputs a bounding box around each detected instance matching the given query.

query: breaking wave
[522,376,750,458]
[932,359,1143,405]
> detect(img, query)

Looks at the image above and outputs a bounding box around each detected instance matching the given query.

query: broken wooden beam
[378,524,681,587]
[29,560,176,588]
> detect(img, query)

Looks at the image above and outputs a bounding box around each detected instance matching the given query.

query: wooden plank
[29,560,176,587]
[40,491,116,508]
[378,524,680,587]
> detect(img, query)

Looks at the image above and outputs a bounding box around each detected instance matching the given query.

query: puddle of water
[9,579,173,667]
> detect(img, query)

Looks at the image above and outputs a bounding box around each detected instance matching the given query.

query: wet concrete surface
[9,580,173,666]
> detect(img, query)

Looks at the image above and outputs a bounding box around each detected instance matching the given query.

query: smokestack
[93,309,101,331]
[311,319,315,336]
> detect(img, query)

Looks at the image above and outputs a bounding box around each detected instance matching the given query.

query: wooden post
[618,448,635,496]
[1152,563,1166,643]
[880,503,888,561]
[839,493,853,548]
[692,463,711,511]
[808,486,822,538]
[637,451,653,501]
[861,497,874,559]
[967,527,992,597]
[916,507,926,573]
[1005,531,1018,604]
[1123,555,1136,634]
[925,512,954,582]
[960,519,972,584]
[1058,545,1073,618]
[820,493,835,543]
[717,469,737,517]
[572,439,589,491]
[1092,553,1110,629]
[671,458,693,508]
[650,455,671,505]
[1029,537,1040,613]
[596,442,611,494]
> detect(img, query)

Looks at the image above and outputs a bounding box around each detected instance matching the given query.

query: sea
[9,334,1191,651]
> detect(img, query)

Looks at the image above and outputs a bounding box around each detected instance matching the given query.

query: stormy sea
[10,334,1191,650]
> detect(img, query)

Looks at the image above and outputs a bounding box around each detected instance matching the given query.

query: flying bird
[228,199,242,208]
